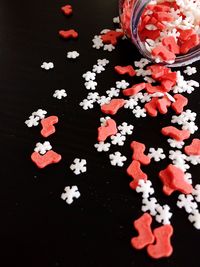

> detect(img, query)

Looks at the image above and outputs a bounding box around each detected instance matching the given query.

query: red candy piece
[157,96,171,114]
[147,64,170,80]
[139,29,160,41]
[127,160,148,190]
[61,5,73,15]
[114,65,136,76]
[154,12,174,22]
[152,45,176,61]
[41,116,58,138]
[180,34,199,54]
[145,98,158,117]
[171,94,188,114]
[179,29,196,41]
[131,213,155,250]
[59,29,78,39]
[145,84,167,94]
[160,79,174,91]
[101,99,125,115]
[148,4,170,12]
[184,139,200,156]
[123,83,146,96]
[31,150,62,169]
[101,30,124,45]
[161,126,190,141]
[162,36,180,54]
[130,141,151,165]
[159,164,193,195]
[159,72,177,84]
[97,119,117,142]
[147,224,173,259]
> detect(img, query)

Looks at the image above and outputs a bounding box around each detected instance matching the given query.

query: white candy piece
[61,186,80,205]
[41,62,54,70]
[116,80,129,89]
[53,89,67,99]
[177,194,197,213]
[94,142,111,152]
[34,141,52,155]
[148,148,166,162]
[136,180,154,199]
[70,158,87,175]
[155,204,172,225]
[111,133,126,146]
[67,51,80,59]
[118,122,134,135]
[109,152,127,167]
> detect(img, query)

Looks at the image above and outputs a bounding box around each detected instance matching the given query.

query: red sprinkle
[101,99,125,115]
[171,94,188,114]
[184,139,200,156]
[114,65,136,76]
[147,64,170,80]
[131,213,155,250]
[31,150,62,169]
[131,141,151,165]
[145,98,159,117]
[97,119,117,142]
[159,164,193,195]
[157,96,171,114]
[161,126,190,141]
[41,116,59,138]
[147,224,173,259]
[101,30,124,45]
[162,36,180,54]
[127,160,148,190]
[61,5,73,16]
[123,83,146,96]
[152,45,176,62]
[180,34,199,54]
[59,29,78,39]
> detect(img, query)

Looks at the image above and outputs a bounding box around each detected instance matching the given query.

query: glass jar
[119,0,200,67]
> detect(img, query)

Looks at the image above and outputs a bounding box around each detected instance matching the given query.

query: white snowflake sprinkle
[82,71,96,81]
[177,194,197,213]
[118,122,134,135]
[41,62,54,70]
[97,96,111,106]
[156,204,172,225]
[103,44,115,52]
[25,115,40,128]
[116,80,129,89]
[182,121,198,134]
[142,197,158,216]
[94,142,111,152]
[136,180,154,199]
[184,66,197,76]
[61,186,80,205]
[70,158,87,175]
[92,35,104,49]
[192,184,200,202]
[67,51,80,59]
[109,151,127,167]
[124,98,138,109]
[53,89,67,99]
[106,87,120,98]
[92,64,105,74]
[188,210,200,229]
[84,80,97,90]
[34,141,52,155]
[148,148,166,162]
[97,59,109,66]
[132,106,146,118]
[87,92,99,102]
[32,109,47,119]
[111,133,126,146]
[79,99,94,110]
[167,138,185,149]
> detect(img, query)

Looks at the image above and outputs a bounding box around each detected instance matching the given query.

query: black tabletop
[1,0,200,266]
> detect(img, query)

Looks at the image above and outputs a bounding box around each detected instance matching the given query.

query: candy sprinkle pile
[121,0,200,63]
[25,1,200,261]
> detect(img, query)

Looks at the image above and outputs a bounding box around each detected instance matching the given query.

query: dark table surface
[1,0,200,266]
